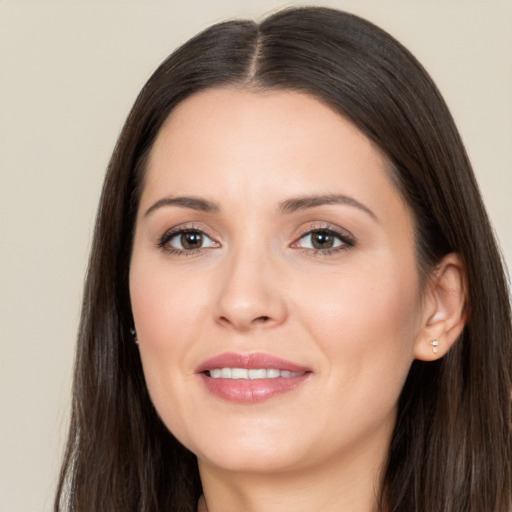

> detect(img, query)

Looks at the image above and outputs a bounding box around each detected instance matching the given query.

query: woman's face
[130,88,426,476]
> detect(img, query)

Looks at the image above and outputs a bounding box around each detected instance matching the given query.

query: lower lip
[199,373,310,403]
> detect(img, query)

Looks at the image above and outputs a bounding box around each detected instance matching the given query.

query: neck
[198,443,386,512]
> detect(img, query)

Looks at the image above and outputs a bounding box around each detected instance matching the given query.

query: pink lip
[196,352,309,373]
[196,352,312,404]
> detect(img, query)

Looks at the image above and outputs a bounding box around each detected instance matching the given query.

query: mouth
[196,352,312,403]
[206,368,305,379]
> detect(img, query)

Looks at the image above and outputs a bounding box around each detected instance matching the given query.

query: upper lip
[195,352,310,374]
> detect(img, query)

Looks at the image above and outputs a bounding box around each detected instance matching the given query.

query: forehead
[144,88,397,206]
[151,87,383,157]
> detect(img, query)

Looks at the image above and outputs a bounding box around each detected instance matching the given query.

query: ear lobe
[414,253,467,361]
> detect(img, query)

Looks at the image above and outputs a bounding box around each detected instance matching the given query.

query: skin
[129,88,465,512]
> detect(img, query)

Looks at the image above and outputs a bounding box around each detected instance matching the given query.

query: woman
[55,6,511,512]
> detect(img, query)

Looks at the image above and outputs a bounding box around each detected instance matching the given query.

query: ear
[414,253,467,361]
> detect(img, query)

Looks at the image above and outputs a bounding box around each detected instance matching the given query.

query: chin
[197,443,304,475]
[183,422,309,474]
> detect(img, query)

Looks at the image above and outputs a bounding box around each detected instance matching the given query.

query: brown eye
[180,231,203,249]
[310,231,336,249]
[161,229,218,252]
[295,228,354,253]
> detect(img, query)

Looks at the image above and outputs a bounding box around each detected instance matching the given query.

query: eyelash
[157,225,217,256]
[157,224,355,257]
[292,224,355,257]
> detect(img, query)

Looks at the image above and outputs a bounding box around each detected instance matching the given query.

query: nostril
[217,314,272,329]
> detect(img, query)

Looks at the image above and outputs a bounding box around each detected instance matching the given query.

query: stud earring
[130,328,138,344]
[431,339,439,354]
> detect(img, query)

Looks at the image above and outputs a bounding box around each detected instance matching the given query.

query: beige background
[0,1,510,510]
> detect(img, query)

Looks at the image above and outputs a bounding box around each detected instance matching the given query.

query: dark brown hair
[55,7,511,512]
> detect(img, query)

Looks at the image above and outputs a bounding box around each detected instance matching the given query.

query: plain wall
[1,1,510,510]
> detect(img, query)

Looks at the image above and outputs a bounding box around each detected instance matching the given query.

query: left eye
[166,230,218,251]
[296,229,347,250]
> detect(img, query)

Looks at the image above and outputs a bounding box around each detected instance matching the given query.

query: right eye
[159,229,219,254]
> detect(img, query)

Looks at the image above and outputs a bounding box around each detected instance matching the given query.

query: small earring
[431,339,439,354]
[130,327,138,344]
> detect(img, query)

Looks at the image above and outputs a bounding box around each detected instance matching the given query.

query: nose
[214,247,288,331]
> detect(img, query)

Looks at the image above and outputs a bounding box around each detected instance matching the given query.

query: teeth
[266,368,280,378]
[248,369,266,379]
[207,368,303,379]
[231,368,248,379]
[220,368,231,378]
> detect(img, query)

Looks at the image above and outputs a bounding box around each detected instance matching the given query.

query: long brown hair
[55,7,511,512]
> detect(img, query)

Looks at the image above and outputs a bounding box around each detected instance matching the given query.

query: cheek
[130,253,210,351]
[129,255,204,414]
[289,259,422,451]
[129,266,201,453]
[296,254,422,384]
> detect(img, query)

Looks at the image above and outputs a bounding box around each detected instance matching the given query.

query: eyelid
[157,224,221,254]
[290,223,356,253]
[293,222,354,241]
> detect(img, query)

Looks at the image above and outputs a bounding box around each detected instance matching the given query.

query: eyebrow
[144,193,376,221]
[278,194,377,220]
[144,196,220,217]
